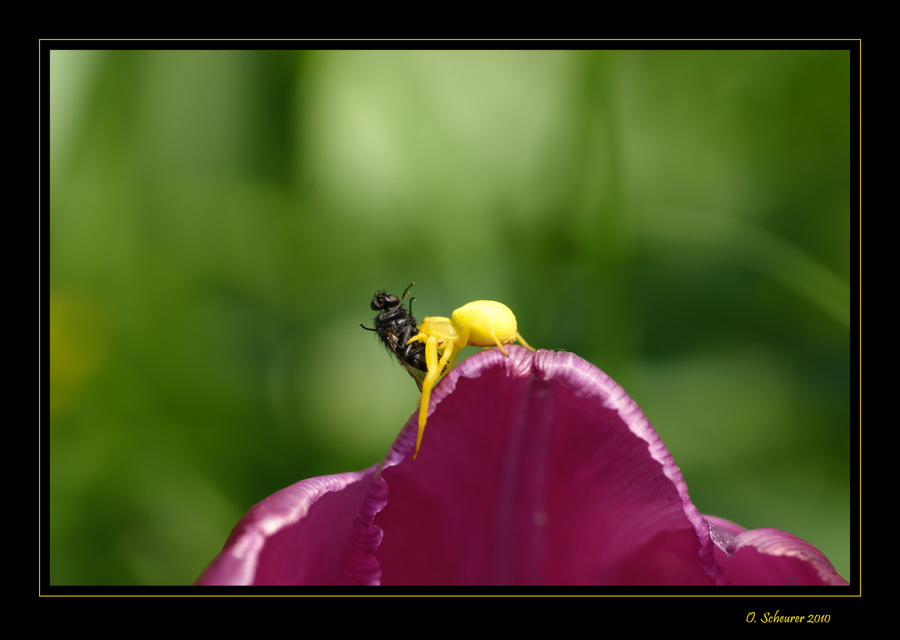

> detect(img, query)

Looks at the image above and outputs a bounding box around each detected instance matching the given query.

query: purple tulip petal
[196,467,386,585]
[705,515,848,586]
[375,347,720,585]
[197,347,846,587]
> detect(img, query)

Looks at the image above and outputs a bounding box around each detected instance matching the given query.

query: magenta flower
[196,348,847,586]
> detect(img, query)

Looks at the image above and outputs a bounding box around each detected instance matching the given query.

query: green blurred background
[47,48,853,586]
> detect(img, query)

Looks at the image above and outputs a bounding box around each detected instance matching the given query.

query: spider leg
[487,329,510,356]
[461,322,510,356]
[516,332,535,351]
[414,338,455,459]
[444,323,470,370]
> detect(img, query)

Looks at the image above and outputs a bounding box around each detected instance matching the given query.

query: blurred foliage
[47,48,853,586]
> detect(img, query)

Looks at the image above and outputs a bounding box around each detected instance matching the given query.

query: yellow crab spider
[405,299,535,459]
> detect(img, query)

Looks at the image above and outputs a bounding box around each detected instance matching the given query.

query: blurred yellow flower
[49,292,111,416]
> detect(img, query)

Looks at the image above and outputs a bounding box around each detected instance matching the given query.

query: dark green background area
[47,48,854,586]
